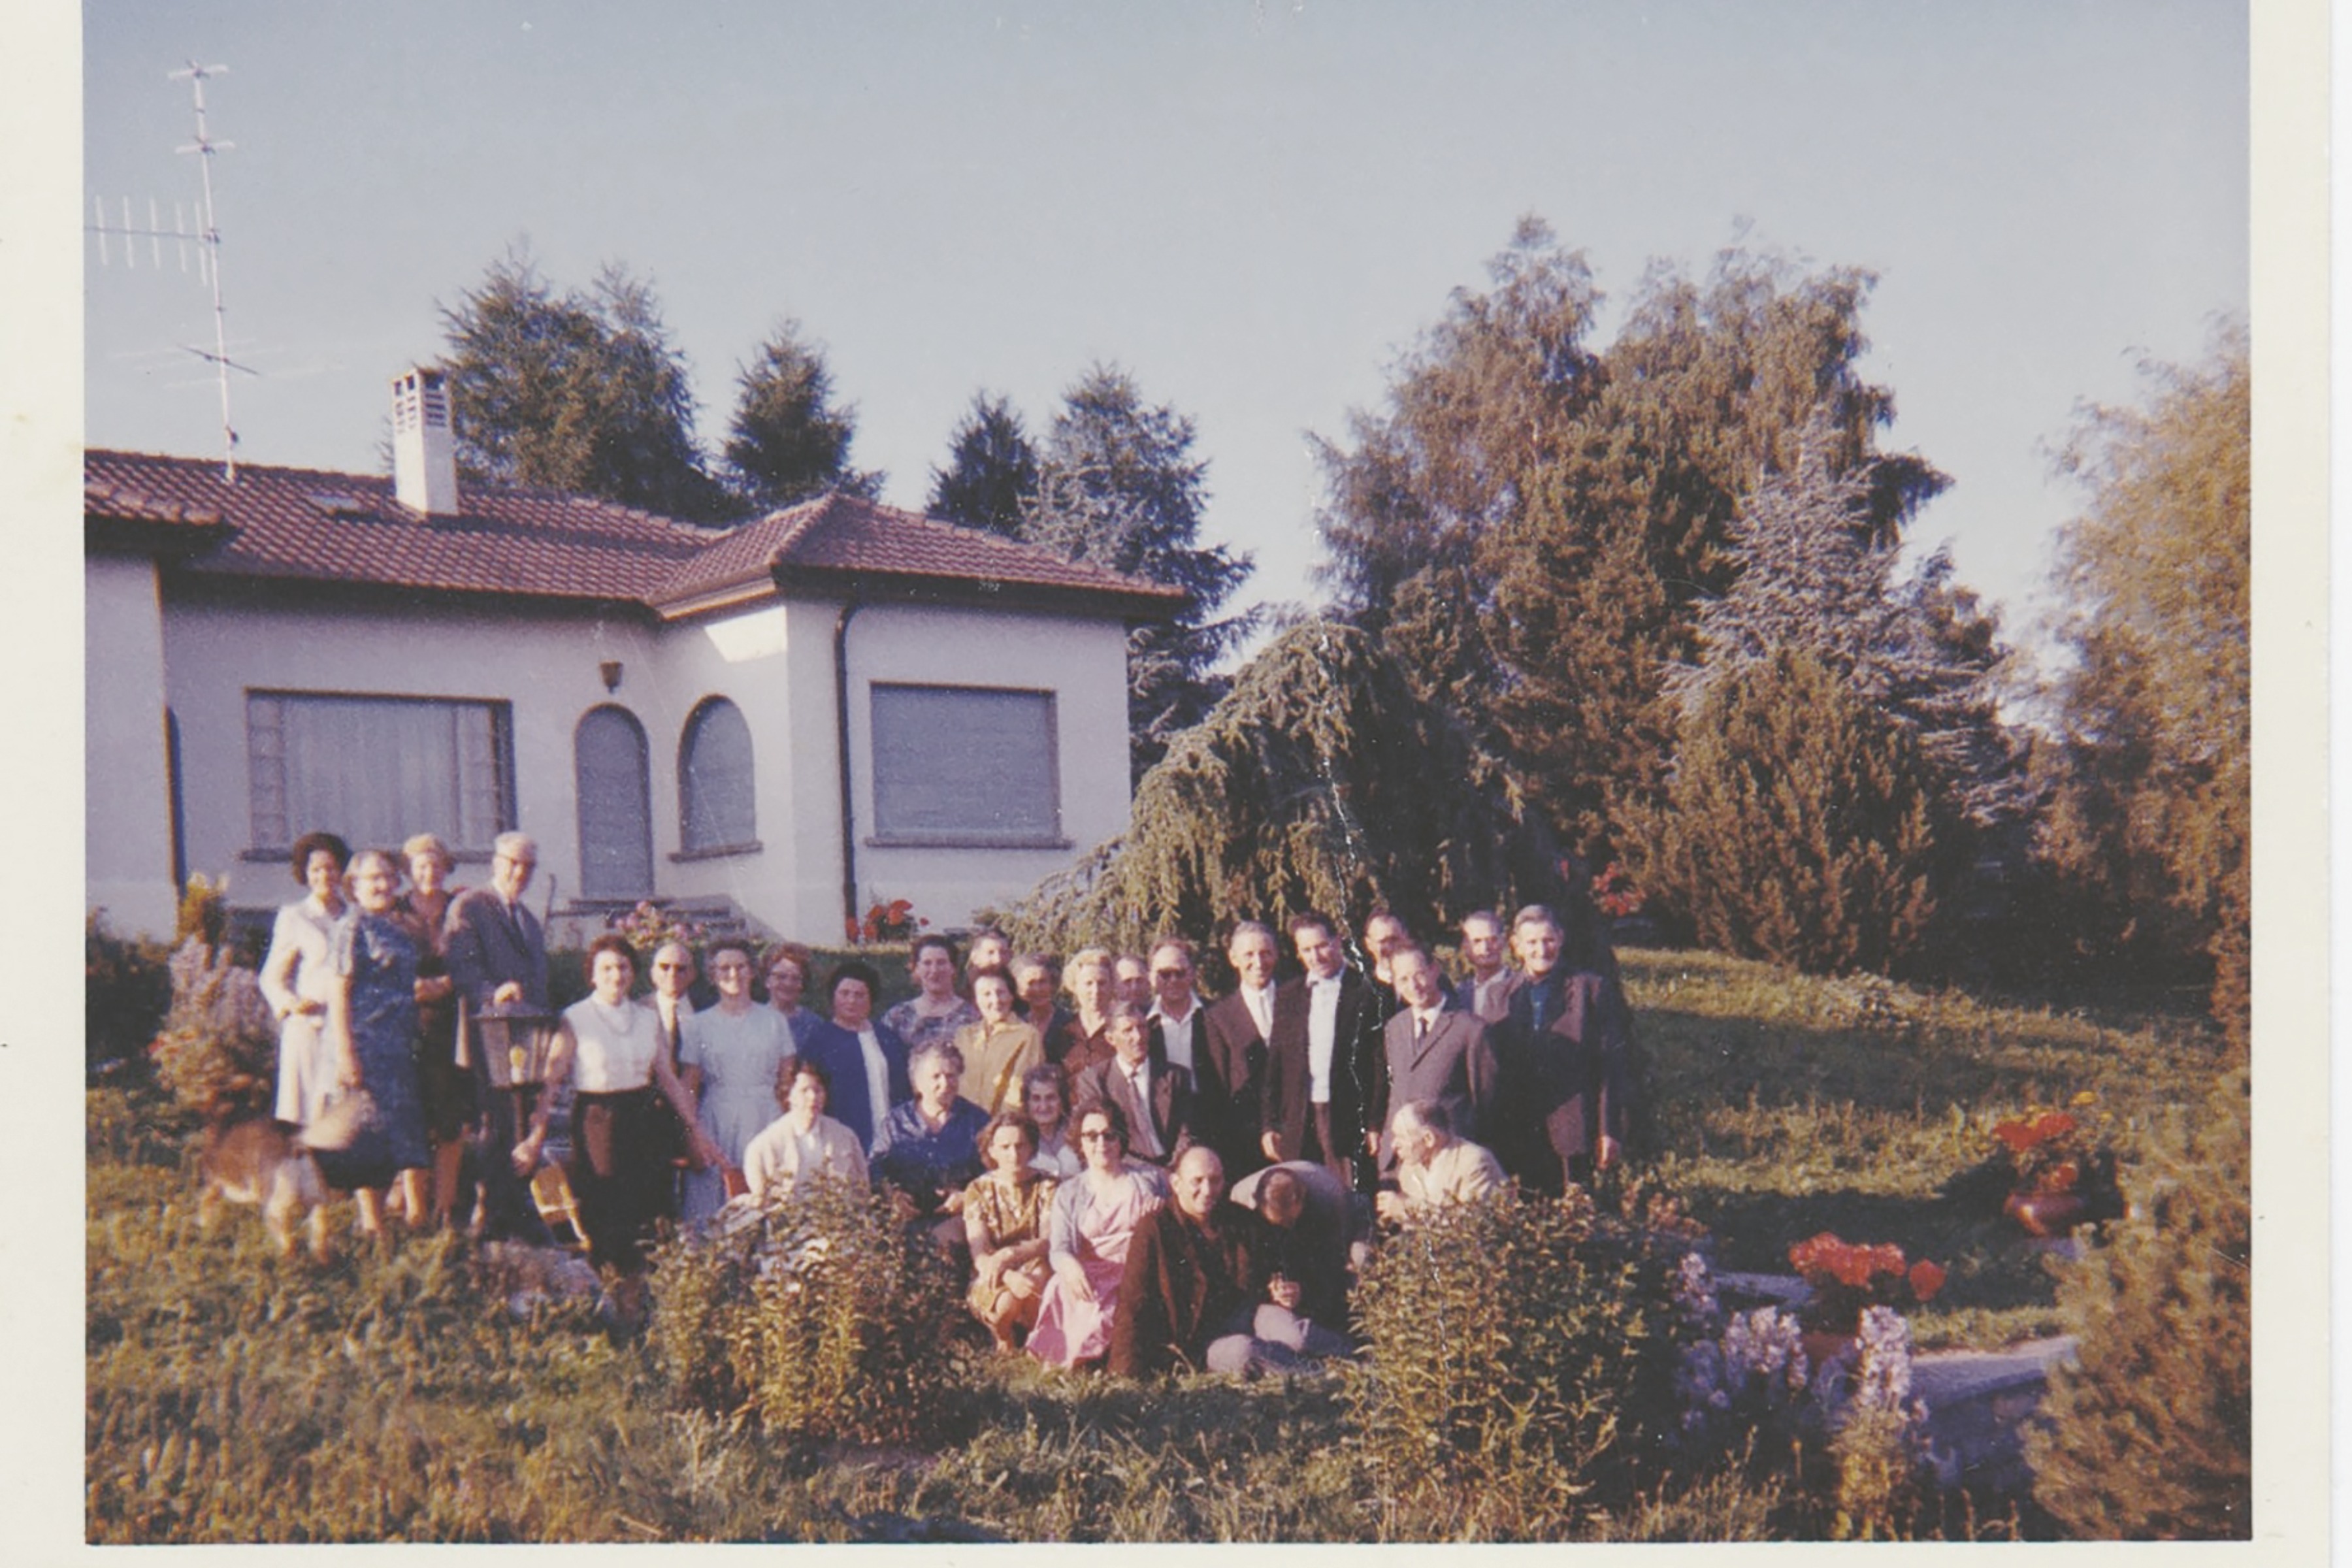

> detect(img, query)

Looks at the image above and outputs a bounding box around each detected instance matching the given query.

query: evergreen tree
[1002,621,1574,972]
[2035,331,2249,1042]
[1655,644,1945,975]
[1022,365,1256,777]
[927,390,1038,536]
[438,247,732,521]
[2027,1066,2251,1537]
[723,321,881,512]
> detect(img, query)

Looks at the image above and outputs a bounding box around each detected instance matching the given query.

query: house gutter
[834,590,864,940]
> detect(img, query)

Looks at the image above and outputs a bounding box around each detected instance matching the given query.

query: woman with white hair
[316,847,433,1241]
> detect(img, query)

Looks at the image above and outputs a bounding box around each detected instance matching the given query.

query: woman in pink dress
[1027,1102,1170,1371]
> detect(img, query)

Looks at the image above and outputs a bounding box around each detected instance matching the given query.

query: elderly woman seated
[872,1039,991,1254]
[738,1056,870,1209]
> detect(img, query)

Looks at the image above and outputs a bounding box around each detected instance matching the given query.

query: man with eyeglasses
[645,941,700,1212]
[445,830,553,1241]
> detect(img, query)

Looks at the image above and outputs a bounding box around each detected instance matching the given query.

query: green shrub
[1346,1188,1680,1537]
[649,1179,973,1452]
[86,910,174,1075]
[1653,644,1950,976]
[2026,1066,2250,1538]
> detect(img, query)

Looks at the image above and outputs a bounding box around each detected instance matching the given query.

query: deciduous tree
[2035,330,2249,1041]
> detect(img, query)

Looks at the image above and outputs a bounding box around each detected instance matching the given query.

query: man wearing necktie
[1492,902,1637,1195]
[1199,922,1282,1177]
[1373,944,1499,1177]
[444,830,553,1241]
[1071,1002,1195,1166]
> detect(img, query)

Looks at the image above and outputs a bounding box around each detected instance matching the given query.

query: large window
[246,691,513,857]
[678,696,757,855]
[868,683,1064,848]
[576,705,654,900]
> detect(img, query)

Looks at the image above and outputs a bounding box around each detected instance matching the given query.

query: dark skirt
[566,1088,674,1275]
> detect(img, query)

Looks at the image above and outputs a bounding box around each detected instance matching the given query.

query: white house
[86,368,1183,942]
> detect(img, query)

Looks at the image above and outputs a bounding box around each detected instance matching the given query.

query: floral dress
[883,996,980,1062]
[312,912,430,1188]
[962,1169,1058,1320]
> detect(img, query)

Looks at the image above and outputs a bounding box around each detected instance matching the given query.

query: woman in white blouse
[739,1056,868,1207]
[258,831,352,1134]
[518,934,716,1277]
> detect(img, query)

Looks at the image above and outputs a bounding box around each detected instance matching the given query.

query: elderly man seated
[1373,1099,1507,1225]
[1111,1147,1352,1378]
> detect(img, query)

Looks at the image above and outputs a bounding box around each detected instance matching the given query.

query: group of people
[257,823,1639,1374]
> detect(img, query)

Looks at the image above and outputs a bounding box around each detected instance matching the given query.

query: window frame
[864,680,1069,851]
[242,688,515,862]
[675,694,761,860]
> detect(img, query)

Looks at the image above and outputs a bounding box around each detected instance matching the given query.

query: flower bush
[1786,1233,1944,1335]
[608,900,708,956]
[147,937,279,1118]
[1592,860,1646,919]
[846,896,928,945]
[1987,1093,2123,1217]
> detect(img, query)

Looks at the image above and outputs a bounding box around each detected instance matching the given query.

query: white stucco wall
[146,582,1135,939]
[842,600,1134,930]
[161,589,664,919]
[84,554,180,937]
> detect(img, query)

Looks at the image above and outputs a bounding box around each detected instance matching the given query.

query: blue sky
[83,1,2247,664]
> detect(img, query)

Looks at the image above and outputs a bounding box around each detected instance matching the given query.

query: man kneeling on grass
[1111,1147,1350,1378]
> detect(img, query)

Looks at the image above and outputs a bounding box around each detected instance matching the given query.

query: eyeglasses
[1151,968,1191,981]
[653,962,690,972]
[1078,1130,1119,1143]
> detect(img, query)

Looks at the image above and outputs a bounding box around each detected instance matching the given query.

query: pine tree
[927,390,1038,536]
[1656,644,1945,975]
[1022,365,1256,777]
[723,321,882,511]
[438,248,732,521]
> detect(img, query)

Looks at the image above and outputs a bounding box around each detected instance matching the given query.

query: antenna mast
[169,61,238,482]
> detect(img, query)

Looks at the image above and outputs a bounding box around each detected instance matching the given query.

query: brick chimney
[391,367,460,515]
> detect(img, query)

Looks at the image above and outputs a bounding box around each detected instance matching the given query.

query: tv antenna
[89,61,250,482]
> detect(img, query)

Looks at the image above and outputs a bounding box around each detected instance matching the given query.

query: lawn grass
[87,943,2230,1541]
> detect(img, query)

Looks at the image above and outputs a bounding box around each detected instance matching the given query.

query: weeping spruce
[1002,622,1567,963]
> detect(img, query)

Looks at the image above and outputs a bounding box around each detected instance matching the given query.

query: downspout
[834,590,865,941]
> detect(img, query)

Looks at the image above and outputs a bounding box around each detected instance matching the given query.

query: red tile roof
[651,491,1188,615]
[84,451,1183,619]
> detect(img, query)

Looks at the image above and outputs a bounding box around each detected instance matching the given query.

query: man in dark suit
[1071,1002,1195,1166]
[1260,911,1383,1194]
[1374,944,1499,1176]
[1196,921,1279,1177]
[444,830,553,1241]
[1491,903,1637,1194]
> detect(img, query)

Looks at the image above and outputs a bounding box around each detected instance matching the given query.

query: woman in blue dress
[677,938,795,1225]
[319,848,432,1239]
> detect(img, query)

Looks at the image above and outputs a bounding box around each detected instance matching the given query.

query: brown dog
[196,1111,331,1260]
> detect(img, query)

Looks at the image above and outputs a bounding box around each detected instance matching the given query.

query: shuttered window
[868,683,1063,847]
[575,706,654,900]
[246,691,512,857]
[679,696,757,853]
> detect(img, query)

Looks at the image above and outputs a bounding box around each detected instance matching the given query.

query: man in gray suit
[444,830,553,1241]
[1373,944,1499,1175]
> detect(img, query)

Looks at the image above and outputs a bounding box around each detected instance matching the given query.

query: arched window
[679,696,757,854]
[575,705,653,900]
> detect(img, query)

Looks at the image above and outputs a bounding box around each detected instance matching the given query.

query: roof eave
[770,564,1186,623]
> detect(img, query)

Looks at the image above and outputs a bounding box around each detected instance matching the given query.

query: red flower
[1992,1118,2040,1153]
[1908,1260,1946,1301]
[2033,1111,2078,1143]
